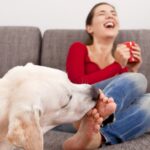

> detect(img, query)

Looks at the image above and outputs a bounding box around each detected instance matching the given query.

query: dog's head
[42,75,100,125]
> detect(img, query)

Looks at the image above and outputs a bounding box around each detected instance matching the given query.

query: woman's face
[87,4,119,40]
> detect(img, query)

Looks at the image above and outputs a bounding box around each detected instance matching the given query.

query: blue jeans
[53,72,150,145]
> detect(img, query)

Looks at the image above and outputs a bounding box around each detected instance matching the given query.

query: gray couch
[0,26,150,150]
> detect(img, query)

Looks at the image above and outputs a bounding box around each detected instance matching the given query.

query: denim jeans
[54,72,150,145]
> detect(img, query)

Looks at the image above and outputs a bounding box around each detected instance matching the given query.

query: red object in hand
[124,41,139,63]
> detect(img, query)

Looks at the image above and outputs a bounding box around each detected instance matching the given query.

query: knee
[121,73,147,93]
[128,73,147,83]
[131,73,147,89]
[139,94,150,114]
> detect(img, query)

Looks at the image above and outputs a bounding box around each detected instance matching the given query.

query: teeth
[104,22,114,28]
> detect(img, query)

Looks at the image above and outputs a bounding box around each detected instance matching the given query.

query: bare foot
[63,109,103,150]
[96,90,117,119]
[73,90,117,130]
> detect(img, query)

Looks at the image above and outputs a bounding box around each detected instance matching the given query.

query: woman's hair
[85,2,116,45]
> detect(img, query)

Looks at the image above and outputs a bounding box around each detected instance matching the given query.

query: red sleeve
[66,42,128,84]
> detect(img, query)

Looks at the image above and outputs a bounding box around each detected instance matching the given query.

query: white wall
[0,0,150,32]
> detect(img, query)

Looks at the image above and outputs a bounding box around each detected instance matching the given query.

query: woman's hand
[127,43,142,72]
[114,44,130,67]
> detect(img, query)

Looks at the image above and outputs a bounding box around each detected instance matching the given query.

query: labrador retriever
[0,63,99,150]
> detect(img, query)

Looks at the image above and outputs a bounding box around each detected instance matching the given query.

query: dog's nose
[91,86,100,101]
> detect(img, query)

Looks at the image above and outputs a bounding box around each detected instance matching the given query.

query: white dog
[0,63,99,150]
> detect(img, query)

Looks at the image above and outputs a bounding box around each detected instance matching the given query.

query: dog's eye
[61,95,72,109]
[69,95,72,100]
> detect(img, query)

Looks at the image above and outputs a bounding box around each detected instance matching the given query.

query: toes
[87,108,97,116]
[93,113,103,124]
[94,117,103,132]
[97,117,103,124]
[104,97,109,103]
[100,93,105,100]
[99,89,105,99]
[108,97,114,102]
[94,113,100,120]
[91,108,98,115]
[87,110,93,116]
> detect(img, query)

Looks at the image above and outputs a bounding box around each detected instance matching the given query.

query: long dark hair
[85,2,116,45]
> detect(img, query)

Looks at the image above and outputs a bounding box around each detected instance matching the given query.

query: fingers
[114,44,131,67]
[131,45,142,63]
[117,43,127,49]
[132,46,141,52]
[132,51,142,61]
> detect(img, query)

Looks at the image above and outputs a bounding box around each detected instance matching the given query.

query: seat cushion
[44,130,150,150]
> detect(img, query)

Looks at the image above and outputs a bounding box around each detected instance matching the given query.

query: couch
[0,26,150,150]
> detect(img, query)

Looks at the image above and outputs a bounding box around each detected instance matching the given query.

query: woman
[63,2,150,150]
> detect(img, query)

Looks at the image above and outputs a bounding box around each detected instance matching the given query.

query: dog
[0,63,99,150]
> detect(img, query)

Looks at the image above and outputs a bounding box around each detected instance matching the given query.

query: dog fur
[0,63,98,150]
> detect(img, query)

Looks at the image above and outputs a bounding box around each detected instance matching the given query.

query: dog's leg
[6,109,43,150]
[0,140,14,150]
[0,102,9,142]
[0,116,8,142]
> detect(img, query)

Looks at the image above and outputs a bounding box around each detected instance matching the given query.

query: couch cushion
[41,30,89,70]
[41,29,150,92]
[0,26,41,77]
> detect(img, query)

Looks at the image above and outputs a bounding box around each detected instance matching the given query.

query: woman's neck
[87,38,115,69]
[91,38,114,56]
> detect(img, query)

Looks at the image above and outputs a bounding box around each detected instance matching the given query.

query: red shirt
[66,42,128,84]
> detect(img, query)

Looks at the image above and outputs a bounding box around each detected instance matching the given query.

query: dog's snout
[91,86,100,101]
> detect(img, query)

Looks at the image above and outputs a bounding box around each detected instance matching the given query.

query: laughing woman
[64,2,150,150]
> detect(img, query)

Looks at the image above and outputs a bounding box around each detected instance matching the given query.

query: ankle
[73,120,81,130]
[86,132,102,150]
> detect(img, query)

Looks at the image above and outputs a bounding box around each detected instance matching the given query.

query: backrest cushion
[0,26,41,77]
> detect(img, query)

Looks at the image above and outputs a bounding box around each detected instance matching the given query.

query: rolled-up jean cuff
[102,114,115,127]
[100,128,112,146]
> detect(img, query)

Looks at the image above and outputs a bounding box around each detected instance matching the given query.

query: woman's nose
[105,13,113,19]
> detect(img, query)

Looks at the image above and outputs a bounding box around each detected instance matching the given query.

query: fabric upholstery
[44,130,150,150]
[41,30,89,70]
[0,26,41,77]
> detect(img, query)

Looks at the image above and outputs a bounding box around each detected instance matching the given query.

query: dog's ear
[6,109,43,150]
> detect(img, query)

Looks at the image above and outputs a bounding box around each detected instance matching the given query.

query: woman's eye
[112,13,117,16]
[98,13,105,16]
[111,11,117,16]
